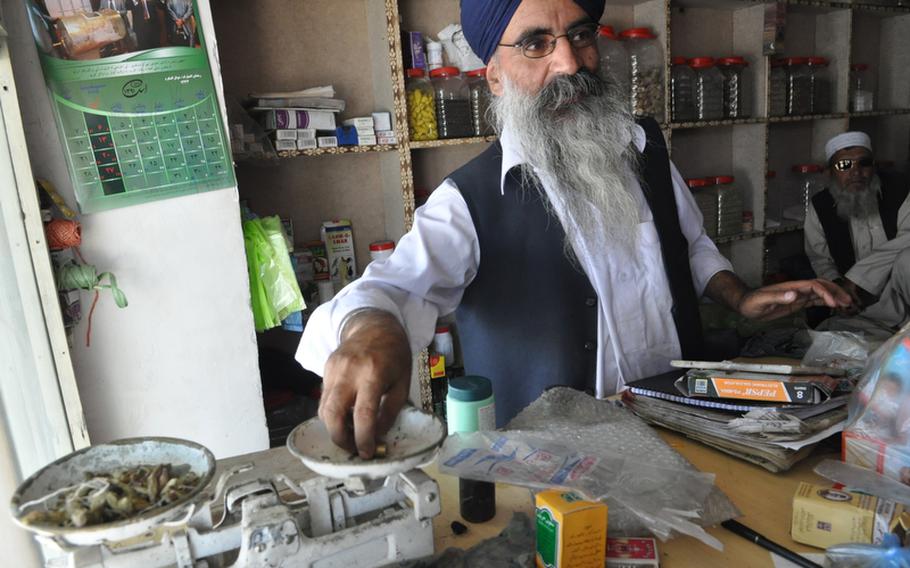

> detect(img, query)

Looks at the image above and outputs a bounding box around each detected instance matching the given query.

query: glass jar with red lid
[785,57,812,116]
[717,56,750,119]
[689,57,724,121]
[807,57,831,114]
[671,57,697,122]
[687,177,719,238]
[620,27,664,121]
[465,68,494,136]
[430,67,473,139]
[787,164,824,223]
[598,26,630,105]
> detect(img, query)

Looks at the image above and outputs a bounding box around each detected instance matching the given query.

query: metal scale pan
[10,437,215,547]
[287,406,447,480]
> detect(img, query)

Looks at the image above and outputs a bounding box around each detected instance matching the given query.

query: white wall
[2,0,269,459]
[0,413,42,567]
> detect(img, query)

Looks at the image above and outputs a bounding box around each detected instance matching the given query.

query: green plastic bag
[242,216,305,332]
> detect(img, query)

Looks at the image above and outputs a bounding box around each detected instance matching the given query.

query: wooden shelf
[276,144,398,158]
[670,117,767,130]
[409,136,497,149]
[714,223,804,245]
[849,108,910,118]
[767,112,849,124]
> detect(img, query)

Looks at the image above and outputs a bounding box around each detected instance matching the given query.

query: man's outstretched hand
[319,310,412,459]
[736,278,853,321]
[705,271,853,322]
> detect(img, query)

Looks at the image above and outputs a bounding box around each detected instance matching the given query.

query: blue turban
[460,0,606,64]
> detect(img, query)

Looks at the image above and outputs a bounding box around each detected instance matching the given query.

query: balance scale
[12,408,447,568]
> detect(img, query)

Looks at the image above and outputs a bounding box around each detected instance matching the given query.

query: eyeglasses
[833,157,874,172]
[497,23,599,60]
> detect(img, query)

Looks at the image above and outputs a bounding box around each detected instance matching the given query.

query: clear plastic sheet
[802,330,881,372]
[814,459,910,506]
[825,534,910,568]
[843,323,910,485]
[439,388,739,548]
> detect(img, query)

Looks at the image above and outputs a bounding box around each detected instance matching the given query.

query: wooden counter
[430,426,836,567]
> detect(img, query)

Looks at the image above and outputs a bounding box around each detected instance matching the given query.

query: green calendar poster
[26,0,235,213]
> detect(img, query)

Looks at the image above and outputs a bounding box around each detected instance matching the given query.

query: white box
[297,128,317,140]
[372,112,392,132]
[321,220,357,287]
[357,135,378,146]
[274,139,297,151]
[317,136,339,148]
[343,116,374,129]
[274,129,297,140]
[296,138,317,150]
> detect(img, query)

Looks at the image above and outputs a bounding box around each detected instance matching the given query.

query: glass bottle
[687,177,718,238]
[620,27,665,122]
[787,164,824,223]
[786,57,812,116]
[713,175,743,237]
[405,68,438,141]
[597,25,630,105]
[465,68,494,137]
[850,63,875,112]
[807,57,832,114]
[430,67,474,139]
[769,58,788,117]
[690,57,724,121]
[671,56,697,122]
[717,56,750,119]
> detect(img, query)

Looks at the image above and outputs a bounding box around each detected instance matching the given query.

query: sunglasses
[832,157,874,172]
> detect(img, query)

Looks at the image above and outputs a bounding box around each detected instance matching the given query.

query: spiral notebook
[625,370,846,419]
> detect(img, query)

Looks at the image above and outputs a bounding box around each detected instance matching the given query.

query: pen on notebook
[721,519,823,568]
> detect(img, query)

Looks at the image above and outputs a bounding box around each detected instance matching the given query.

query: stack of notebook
[623,360,851,472]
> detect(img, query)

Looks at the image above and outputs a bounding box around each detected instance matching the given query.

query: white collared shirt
[804,194,910,295]
[297,125,732,397]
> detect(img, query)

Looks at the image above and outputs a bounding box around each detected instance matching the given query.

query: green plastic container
[446,376,495,433]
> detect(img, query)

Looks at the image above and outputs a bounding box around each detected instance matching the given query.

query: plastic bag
[843,323,910,486]
[439,430,723,549]
[802,330,879,372]
[242,216,305,332]
[825,534,910,568]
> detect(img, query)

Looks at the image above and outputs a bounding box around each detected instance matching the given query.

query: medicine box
[372,112,392,132]
[536,490,607,568]
[791,482,895,548]
[606,537,659,567]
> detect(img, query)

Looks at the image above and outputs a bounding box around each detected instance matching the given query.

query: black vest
[811,172,909,275]
[451,118,703,425]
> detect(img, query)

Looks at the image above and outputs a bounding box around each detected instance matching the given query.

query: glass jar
[717,56,750,119]
[764,170,785,227]
[850,63,875,112]
[671,56,697,122]
[465,68,494,137]
[786,57,812,116]
[430,67,474,139]
[786,164,824,223]
[807,57,832,114]
[687,177,718,238]
[713,175,743,237]
[597,25,630,105]
[406,68,438,141]
[369,240,395,263]
[769,58,788,117]
[620,27,665,122]
[690,57,724,121]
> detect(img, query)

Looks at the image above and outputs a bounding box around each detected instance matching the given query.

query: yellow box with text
[536,489,607,568]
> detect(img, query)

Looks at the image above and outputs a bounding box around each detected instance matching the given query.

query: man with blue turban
[298,0,851,458]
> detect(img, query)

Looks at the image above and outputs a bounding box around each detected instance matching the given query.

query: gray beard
[488,69,641,261]
[831,175,881,220]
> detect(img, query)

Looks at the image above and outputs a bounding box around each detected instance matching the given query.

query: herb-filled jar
[717,56,750,119]
[807,57,832,114]
[430,67,474,139]
[671,57,697,122]
[597,25,630,105]
[788,164,824,222]
[690,57,724,121]
[713,175,743,237]
[621,27,665,122]
[769,59,788,117]
[850,63,875,112]
[406,69,438,141]
[465,68,494,137]
[786,57,812,116]
[687,177,718,238]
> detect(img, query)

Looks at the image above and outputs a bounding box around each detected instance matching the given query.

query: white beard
[489,69,642,261]
[831,174,882,220]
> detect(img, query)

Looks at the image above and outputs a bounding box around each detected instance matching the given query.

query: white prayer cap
[825,131,872,162]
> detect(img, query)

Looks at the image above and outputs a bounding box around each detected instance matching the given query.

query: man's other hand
[319,310,412,459]
[737,279,853,321]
